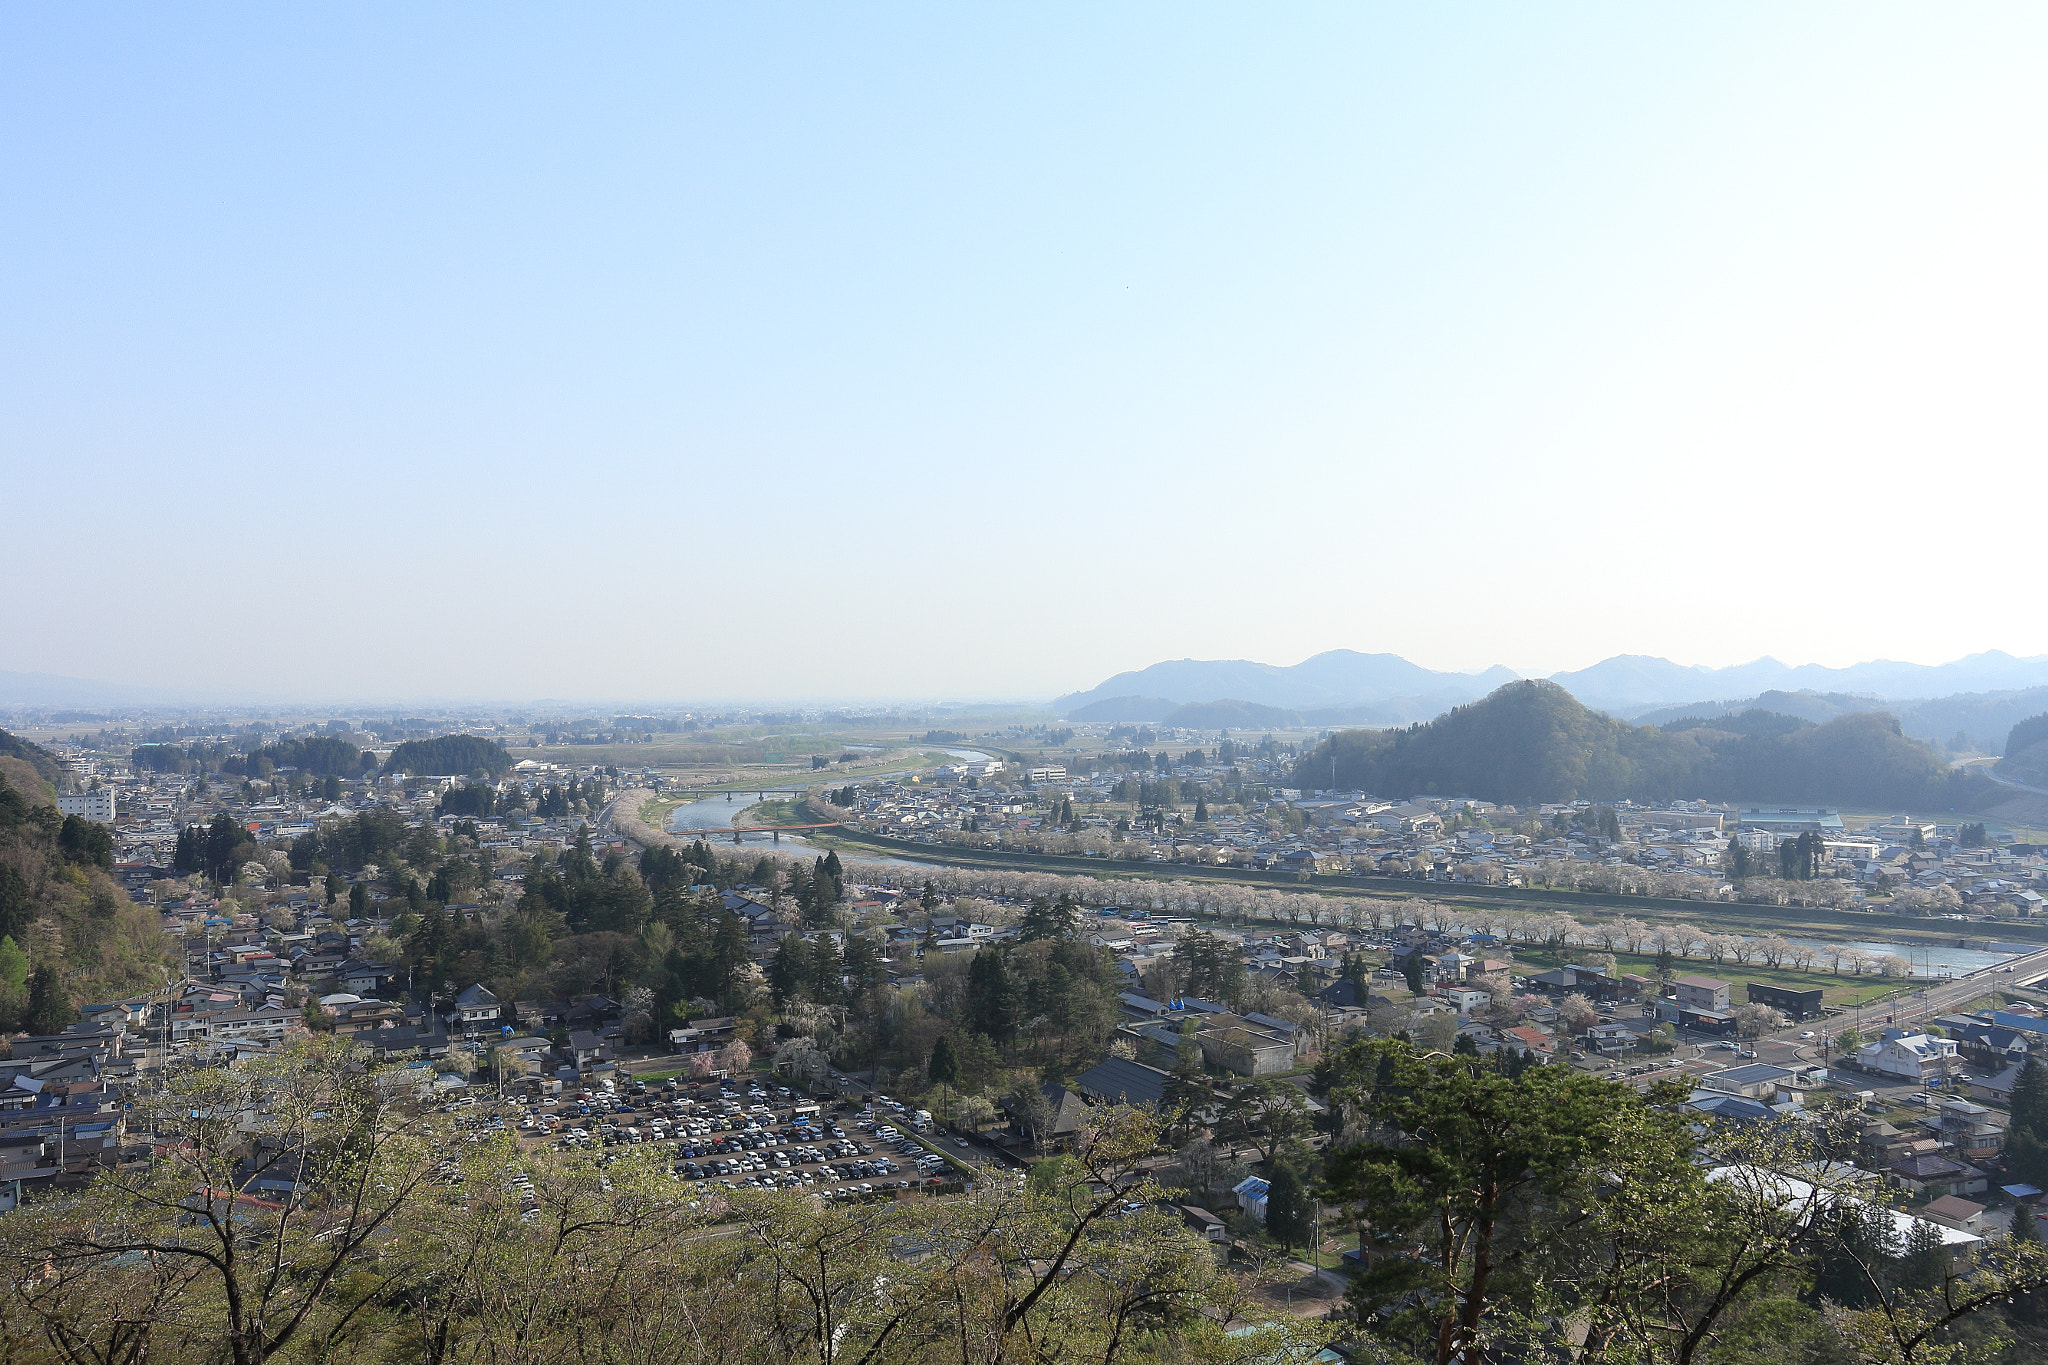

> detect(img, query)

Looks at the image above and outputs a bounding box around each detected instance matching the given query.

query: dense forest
[223,734,373,777]
[382,733,514,777]
[1294,680,1995,808]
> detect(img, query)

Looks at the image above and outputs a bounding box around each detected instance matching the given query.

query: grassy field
[738,799,806,826]
[1509,946,1911,1009]
[636,794,688,827]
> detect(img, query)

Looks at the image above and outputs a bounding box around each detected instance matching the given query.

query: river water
[663,749,993,860]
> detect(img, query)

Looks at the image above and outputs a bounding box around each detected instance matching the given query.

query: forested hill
[1293,679,1994,809]
[382,733,514,777]
[0,763,177,1029]
[0,727,64,791]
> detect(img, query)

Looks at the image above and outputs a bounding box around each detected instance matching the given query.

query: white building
[1028,765,1067,783]
[57,790,116,822]
[1858,1029,1961,1083]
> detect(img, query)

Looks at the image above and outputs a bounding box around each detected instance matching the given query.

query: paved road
[1815,943,2048,1035]
[1977,764,2048,800]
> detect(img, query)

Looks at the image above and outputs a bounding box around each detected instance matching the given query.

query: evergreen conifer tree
[1896,1216,1949,1292]
[965,949,1019,1042]
[2007,1057,2048,1186]
[24,963,74,1036]
[929,1034,961,1090]
[1265,1163,1314,1252]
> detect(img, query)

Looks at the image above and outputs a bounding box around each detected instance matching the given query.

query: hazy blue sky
[5,6,2045,702]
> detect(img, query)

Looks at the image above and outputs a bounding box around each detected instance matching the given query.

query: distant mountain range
[1553,651,2048,712]
[1056,650,2048,731]
[1055,652,1521,722]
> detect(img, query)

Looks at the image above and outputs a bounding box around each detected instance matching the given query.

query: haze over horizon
[10,643,2048,711]
[6,6,2045,700]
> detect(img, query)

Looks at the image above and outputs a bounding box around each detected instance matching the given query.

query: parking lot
[479,1077,974,1200]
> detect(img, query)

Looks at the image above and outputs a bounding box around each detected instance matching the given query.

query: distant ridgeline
[381,733,513,777]
[1292,679,1995,809]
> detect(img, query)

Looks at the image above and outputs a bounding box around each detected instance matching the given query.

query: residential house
[1857,1029,1962,1085]
[1673,976,1733,1012]
[1888,1153,1987,1199]
[668,1016,738,1053]
[1587,1021,1637,1053]
[565,1030,608,1072]
[448,983,503,1033]
[333,960,403,996]
[1919,1099,2004,1165]
[1919,1196,1989,1235]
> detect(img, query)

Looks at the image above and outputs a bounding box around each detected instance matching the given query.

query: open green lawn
[737,798,806,826]
[637,794,687,826]
[1510,945,1916,1009]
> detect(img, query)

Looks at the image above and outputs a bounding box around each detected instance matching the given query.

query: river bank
[810,822,2048,960]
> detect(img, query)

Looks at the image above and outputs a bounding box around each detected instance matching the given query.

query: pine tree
[1018,894,1078,943]
[24,963,74,1036]
[929,1034,961,1089]
[711,911,749,1011]
[2013,1056,2048,1137]
[807,935,843,1006]
[842,933,881,997]
[966,949,1018,1043]
[1896,1216,1949,1292]
[768,937,806,1007]
[2009,1057,2048,1187]
[1265,1163,1314,1252]
[1812,1202,1896,1308]
[1194,798,1208,822]
[2012,1202,2041,1247]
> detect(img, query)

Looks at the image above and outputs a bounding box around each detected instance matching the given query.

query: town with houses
[8,716,2048,1285]
[835,748,2048,917]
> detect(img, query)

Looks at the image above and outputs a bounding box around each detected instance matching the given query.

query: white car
[1798,1031,1816,1040]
